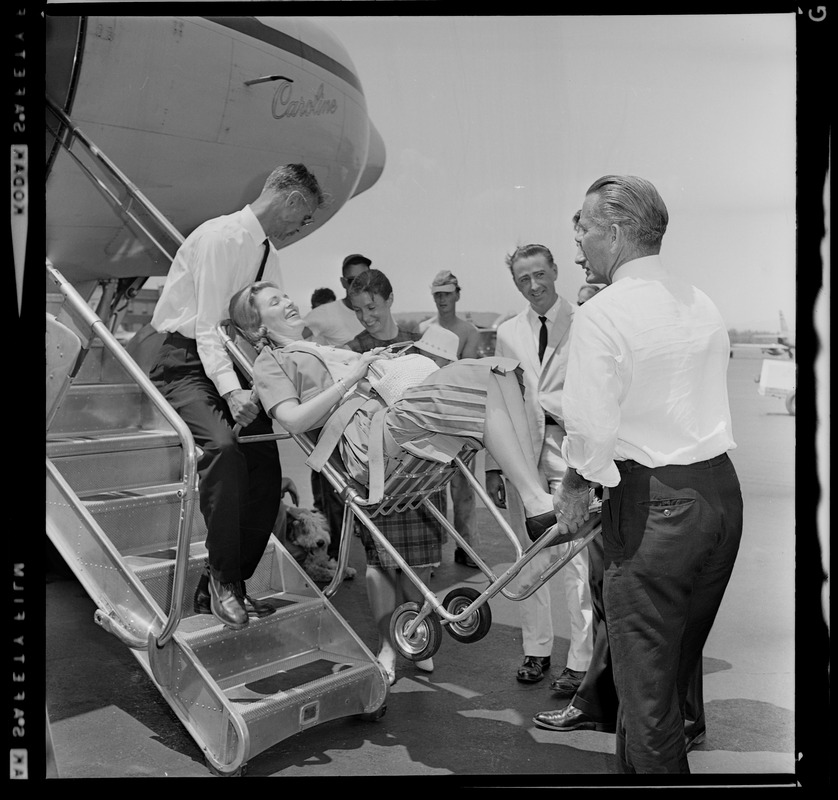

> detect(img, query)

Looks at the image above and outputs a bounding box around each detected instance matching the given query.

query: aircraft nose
[353,122,386,198]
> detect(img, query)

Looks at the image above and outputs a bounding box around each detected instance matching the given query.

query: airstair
[45,102,388,776]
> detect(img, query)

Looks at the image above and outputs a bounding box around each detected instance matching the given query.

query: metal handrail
[47,262,198,648]
[46,94,184,264]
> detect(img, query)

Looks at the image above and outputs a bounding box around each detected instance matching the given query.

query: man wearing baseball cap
[302,253,372,346]
[419,270,482,359]
[419,269,482,567]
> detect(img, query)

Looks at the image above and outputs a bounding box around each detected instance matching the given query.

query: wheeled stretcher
[218,322,602,663]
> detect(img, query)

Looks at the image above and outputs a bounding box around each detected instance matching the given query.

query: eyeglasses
[290,190,316,226]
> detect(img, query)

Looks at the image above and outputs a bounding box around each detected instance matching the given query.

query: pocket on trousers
[636,497,696,521]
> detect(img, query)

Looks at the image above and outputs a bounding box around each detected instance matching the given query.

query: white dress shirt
[561,255,736,487]
[151,205,283,397]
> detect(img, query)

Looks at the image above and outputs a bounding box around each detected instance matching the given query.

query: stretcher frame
[217,321,602,662]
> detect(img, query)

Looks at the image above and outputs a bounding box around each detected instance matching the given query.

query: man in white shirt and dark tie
[541,175,743,774]
[485,243,593,691]
[150,163,324,630]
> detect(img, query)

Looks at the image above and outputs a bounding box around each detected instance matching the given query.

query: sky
[273,14,797,333]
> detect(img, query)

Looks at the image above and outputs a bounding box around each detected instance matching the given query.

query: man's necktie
[538,316,548,363]
[255,239,269,281]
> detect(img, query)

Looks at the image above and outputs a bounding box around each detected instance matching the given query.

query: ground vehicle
[756,358,796,416]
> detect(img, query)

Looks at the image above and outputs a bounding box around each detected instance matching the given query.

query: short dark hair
[341,253,372,276]
[348,268,393,300]
[504,243,557,274]
[310,287,336,308]
[262,163,325,208]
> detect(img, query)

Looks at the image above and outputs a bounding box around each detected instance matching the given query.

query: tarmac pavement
[44,353,805,784]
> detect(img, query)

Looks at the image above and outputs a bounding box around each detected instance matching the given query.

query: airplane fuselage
[46,15,385,285]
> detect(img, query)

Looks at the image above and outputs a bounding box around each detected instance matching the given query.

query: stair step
[225,651,380,727]
[223,650,373,701]
[48,430,186,494]
[180,605,387,750]
[132,542,319,627]
[80,482,183,503]
[182,594,371,681]
[82,485,206,555]
[47,428,180,456]
[50,382,172,435]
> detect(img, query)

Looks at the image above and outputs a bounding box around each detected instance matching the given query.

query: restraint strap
[305,394,393,505]
[305,395,370,472]
[366,407,391,504]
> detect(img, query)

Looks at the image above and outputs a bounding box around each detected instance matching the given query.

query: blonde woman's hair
[228,281,293,353]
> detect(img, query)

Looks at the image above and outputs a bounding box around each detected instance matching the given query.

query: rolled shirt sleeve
[253,349,300,418]
[194,235,250,397]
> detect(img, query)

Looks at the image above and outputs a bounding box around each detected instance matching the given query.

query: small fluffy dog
[284,506,357,583]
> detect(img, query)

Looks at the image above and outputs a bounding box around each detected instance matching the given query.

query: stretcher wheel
[390,602,442,661]
[442,587,492,643]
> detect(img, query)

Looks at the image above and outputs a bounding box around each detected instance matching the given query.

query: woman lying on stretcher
[229,280,591,684]
[228,281,581,543]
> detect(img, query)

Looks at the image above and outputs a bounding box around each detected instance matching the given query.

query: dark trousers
[150,334,282,584]
[603,453,742,774]
[573,533,704,733]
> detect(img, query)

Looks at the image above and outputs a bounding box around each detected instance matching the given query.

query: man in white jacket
[485,243,593,689]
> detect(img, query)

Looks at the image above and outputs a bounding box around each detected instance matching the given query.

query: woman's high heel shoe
[377,652,397,686]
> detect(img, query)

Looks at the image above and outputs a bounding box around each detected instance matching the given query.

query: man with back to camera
[302,254,371,346]
[545,175,742,773]
[419,270,482,568]
[534,211,707,751]
[150,163,325,630]
[484,243,593,691]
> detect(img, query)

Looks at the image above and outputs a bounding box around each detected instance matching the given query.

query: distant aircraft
[731,311,795,359]
[45,15,385,312]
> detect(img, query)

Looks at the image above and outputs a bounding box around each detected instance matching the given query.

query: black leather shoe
[193,569,211,615]
[533,704,616,733]
[454,547,479,569]
[524,511,558,543]
[240,579,276,618]
[525,512,593,546]
[516,655,551,684]
[550,667,586,698]
[684,727,706,753]
[209,575,249,630]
